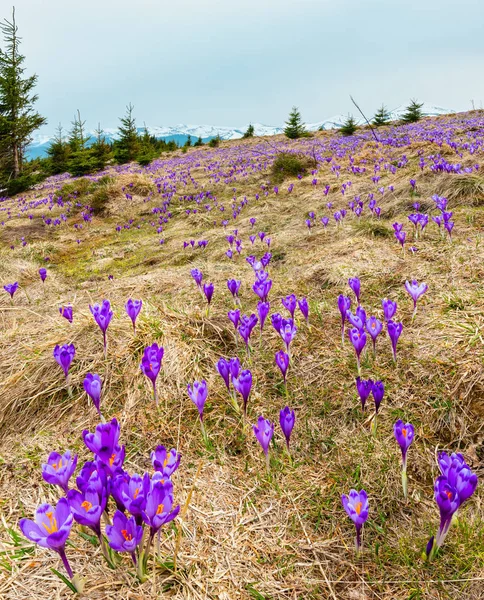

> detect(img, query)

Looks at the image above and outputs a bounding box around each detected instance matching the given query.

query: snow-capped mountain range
[26,103,454,159]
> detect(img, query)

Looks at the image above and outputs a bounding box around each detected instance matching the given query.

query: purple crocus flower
[53,344,75,379]
[216,357,232,391]
[227,279,241,303]
[39,268,47,283]
[356,377,374,411]
[19,498,75,579]
[372,380,384,414]
[142,479,180,537]
[125,299,142,333]
[89,300,113,357]
[120,472,151,520]
[429,452,478,559]
[76,462,107,496]
[106,510,143,565]
[232,369,252,416]
[41,451,78,494]
[404,280,428,318]
[297,297,309,323]
[151,445,181,478]
[252,278,272,302]
[238,313,258,349]
[282,294,297,319]
[203,282,214,308]
[387,320,403,361]
[370,379,385,435]
[59,305,73,323]
[82,418,125,473]
[393,420,415,499]
[346,307,366,331]
[253,416,274,469]
[257,301,270,331]
[228,309,241,331]
[275,350,290,383]
[187,380,208,422]
[140,343,164,405]
[279,406,295,449]
[365,316,383,355]
[338,295,351,345]
[381,298,397,322]
[3,282,18,300]
[190,268,203,289]
[348,277,361,305]
[341,489,369,552]
[67,486,107,538]
[395,230,406,250]
[348,328,366,374]
[279,318,297,352]
[83,373,102,418]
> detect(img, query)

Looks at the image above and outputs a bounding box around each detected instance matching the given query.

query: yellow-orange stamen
[355,502,362,515]
[156,503,165,515]
[133,488,140,499]
[121,529,133,541]
[81,501,93,511]
[109,453,116,467]
[52,459,63,470]
[42,511,58,534]
[402,428,407,438]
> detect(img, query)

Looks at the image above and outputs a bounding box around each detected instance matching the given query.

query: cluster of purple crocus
[338,278,404,369]
[20,418,180,586]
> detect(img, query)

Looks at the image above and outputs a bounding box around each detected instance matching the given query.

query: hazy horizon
[6,0,484,135]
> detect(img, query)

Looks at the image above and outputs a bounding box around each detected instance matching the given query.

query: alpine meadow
[0,3,484,600]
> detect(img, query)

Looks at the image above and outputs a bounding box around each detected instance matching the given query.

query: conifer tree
[46,123,70,174]
[372,104,391,127]
[284,107,306,139]
[67,110,93,176]
[114,103,139,163]
[90,123,112,170]
[184,134,192,148]
[0,8,46,183]
[136,124,156,166]
[243,123,255,138]
[340,114,358,136]
[194,135,204,147]
[401,99,424,123]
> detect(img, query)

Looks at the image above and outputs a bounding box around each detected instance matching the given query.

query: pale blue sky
[7,0,484,133]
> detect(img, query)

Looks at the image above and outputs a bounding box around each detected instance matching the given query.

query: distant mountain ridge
[26,103,454,159]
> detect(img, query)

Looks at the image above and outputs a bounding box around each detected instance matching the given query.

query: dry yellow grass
[0,117,484,599]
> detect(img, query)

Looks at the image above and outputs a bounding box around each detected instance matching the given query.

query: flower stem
[58,547,74,579]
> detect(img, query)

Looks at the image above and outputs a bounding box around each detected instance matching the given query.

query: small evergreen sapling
[284,107,307,139]
[243,123,255,138]
[373,104,391,127]
[114,103,139,163]
[340,115,358,136]
[401,99,424,123]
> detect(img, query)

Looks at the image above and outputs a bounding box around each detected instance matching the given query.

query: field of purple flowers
[1,111,484,599]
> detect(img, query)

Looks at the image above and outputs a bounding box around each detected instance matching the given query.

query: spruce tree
[340,114,358,136]
[46,123,70,174]
[194,135,203,147]
[372,104,391,127]
[67,110,93,176]
[184,134,192,148]
[114,103,139,163]
[284,107,306,139]
[401,99,424,123]
[0,8,46,183]
[90,124,112,170]
[136,124,156,166]
[243,123,255,138]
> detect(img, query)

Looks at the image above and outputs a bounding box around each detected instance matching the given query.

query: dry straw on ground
[0,116,484,599]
